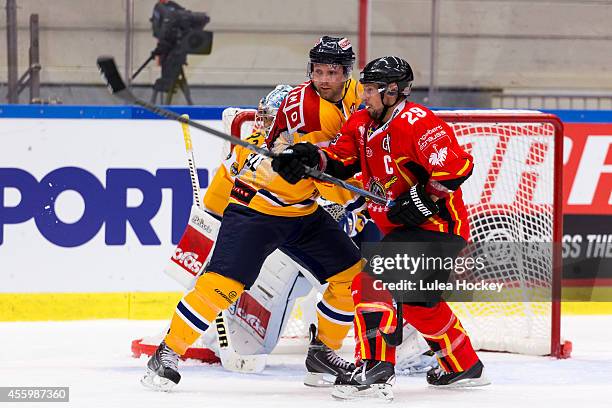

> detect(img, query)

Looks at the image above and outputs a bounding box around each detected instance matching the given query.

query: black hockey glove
[387,184,440,227]
[271,142,322,184]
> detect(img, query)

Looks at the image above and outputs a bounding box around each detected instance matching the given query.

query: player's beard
[314,81,344,103]
[366,104,384,121]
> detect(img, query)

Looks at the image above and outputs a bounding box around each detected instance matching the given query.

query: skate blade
[303,372,336,388]
[332,383,394,402]
[140,369,178,392]
[431,372,491,389]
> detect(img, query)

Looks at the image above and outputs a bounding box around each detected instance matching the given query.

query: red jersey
[323,101,474,239]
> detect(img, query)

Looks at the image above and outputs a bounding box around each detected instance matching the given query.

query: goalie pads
[223,249,315,355]
[395,323,439,375]
[163,205,317,357]
[163,205,220,289]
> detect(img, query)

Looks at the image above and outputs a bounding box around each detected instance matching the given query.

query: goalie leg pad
[165,272,244,355]
[395,324,439,375]
[316,260,362,350]
[223,249,311,355]
[402,301,478,373]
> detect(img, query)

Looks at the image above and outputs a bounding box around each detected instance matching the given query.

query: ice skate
[304,324,355,387]
[427,359,490,388]
[140,341,181,392]
[332,360,395,401]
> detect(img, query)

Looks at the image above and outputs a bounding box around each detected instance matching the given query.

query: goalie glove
[387,184,439,227]
[271,142,323,184]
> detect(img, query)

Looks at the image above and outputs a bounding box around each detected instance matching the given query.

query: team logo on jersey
[366,126,375,142]
[283,86,306,134]
[428,145,448,166]
[368,179,386,199]
[358,125,366,145]
[366,147,373,157]
[230,162,239,176]
[330,132,340,145]
[382,134,391,153]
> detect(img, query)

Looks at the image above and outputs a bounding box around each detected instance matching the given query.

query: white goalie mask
[254,84,293,133]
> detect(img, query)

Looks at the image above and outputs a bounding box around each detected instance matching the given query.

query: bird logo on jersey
[428,145,448,166]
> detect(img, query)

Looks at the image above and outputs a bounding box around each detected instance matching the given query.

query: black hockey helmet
[360,56,414,96]
[308,36,355,79]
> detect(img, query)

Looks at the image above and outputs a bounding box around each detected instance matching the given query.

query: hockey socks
[316,261,361,350]
[351,272,398,364]
[403,301,479,374]
[165,272,245,355]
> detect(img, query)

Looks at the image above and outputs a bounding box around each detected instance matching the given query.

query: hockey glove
[387,184,439,227]
[271,142,322,184]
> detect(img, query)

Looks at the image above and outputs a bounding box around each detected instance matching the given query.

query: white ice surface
[1,315,611,408]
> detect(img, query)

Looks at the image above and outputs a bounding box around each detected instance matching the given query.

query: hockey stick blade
[96,56,128,95]
[215,314,266,373]
[96,56,271,157]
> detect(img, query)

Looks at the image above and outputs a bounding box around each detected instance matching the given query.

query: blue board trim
[1,105,612,123]
[542,109,612,124]
[0,105,251,120]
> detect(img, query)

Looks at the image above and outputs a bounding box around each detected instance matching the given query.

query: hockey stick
[96,56,389,206]
[180,115,203,210]
[179,115,266,374]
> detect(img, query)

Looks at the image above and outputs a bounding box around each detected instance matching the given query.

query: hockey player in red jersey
[272,56,490,400]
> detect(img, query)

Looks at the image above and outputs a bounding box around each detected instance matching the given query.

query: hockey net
[228,109,569,358]
[131,108,569,362]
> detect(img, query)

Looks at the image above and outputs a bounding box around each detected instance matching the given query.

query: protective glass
[307,63,351,83]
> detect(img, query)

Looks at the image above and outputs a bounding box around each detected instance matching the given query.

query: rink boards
[0,106,610,320]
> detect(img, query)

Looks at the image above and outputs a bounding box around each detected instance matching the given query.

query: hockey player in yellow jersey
[142,36,368,391]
